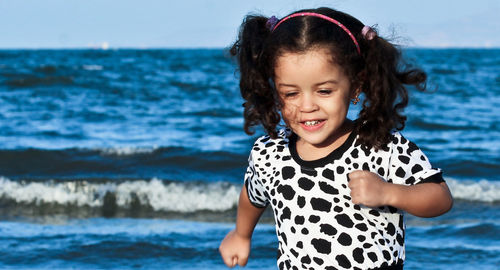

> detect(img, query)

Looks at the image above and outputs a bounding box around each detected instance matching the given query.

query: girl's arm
[348,170,453,217]
[219,184,267,267]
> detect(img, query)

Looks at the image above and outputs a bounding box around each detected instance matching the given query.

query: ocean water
[0,48,499,269]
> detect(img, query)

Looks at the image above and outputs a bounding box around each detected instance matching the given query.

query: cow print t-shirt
[245,128,444,270]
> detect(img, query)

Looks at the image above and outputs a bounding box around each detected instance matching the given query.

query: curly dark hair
[230,7,427,149]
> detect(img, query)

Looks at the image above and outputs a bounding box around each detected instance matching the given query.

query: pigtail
[230,15,281,138]
[356,35,427,149]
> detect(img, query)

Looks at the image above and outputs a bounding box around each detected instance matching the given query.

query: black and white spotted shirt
[245,128,444,270]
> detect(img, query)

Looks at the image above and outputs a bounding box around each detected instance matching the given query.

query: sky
[1,0,499,49]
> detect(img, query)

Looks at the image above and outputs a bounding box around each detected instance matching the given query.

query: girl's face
[274,48,355,149]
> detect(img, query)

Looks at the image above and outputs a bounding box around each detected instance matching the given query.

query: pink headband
[270,12,362,55]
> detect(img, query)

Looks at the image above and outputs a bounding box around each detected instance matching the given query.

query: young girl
[219,7,453,270]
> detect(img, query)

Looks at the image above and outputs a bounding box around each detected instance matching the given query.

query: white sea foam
[113,179,239,212]
[446,178,500,203]
[0,177,498,213]
[0,177,103,207]
[82,65,103,71]
[0,177,240,212]
[97,146,158,156]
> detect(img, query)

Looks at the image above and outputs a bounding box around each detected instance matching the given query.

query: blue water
[0,49,499,269]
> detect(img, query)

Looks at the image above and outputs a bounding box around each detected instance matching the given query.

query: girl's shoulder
[385,130,429,163]
[388,130,419,150]
[250,128,291,151]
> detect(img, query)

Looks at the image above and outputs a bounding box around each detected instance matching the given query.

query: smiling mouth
[302,120,325,126]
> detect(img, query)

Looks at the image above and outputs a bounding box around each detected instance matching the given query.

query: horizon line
[1,46,499,50]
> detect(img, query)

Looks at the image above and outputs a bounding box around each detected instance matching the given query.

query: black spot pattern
[398,155,410,164]
[311,198,332,212]
[309,215,320,223]
[322,168,334,180]
[311,238,331,254]
[383,250,391,261]
[301,255,311,264]
[367,252,378,263]
[277,184,295,200]
[280,207,291,221]
[396,233,404,246]
[354,213,364,221]
[282,166,295,180]
[244,130,440,269]
[362,162,370,171]
[313,257,324,265]
[320,223,337,236]
[355,223,368,232]
[353,248,365,264]
[395,167,406,178]
[297,196,306,208]
[387,223,396,236]
[351,149,359,158]
[335,214,354,228]
[295,215,305,225]
[334,206,343,212]
[406,141,418,155]
[335,254,351,269]
[337,232,352,246]
[405,176,416,185]
[319,181,339,195]
[412,164,423,174]
[298,177,315,190]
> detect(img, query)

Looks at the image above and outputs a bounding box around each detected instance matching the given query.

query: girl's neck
[295,119,354,161]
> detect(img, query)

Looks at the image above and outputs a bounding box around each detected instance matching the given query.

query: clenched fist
[347,170,392,207]
[219,229,251,267]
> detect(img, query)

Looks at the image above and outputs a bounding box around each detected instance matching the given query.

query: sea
[0,48,498,270]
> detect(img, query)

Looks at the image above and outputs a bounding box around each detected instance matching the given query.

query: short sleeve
[244,151,269,208]
[387,132,444,186]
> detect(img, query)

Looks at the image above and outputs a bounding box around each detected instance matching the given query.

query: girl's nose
[299,93,318,112]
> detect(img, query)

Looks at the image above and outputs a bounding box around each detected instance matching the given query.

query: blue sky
[1,0,499,49]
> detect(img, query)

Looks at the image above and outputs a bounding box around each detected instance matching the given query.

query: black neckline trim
[289,127,357,168]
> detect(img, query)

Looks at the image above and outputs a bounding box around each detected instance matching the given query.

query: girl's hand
[219,229,251,268]
[348,170,390,207]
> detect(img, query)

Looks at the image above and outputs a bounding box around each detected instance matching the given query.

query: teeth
[304,120,320,126]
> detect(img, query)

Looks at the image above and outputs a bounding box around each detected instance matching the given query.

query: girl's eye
[283,92,298,98]
[318,89,332,95]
